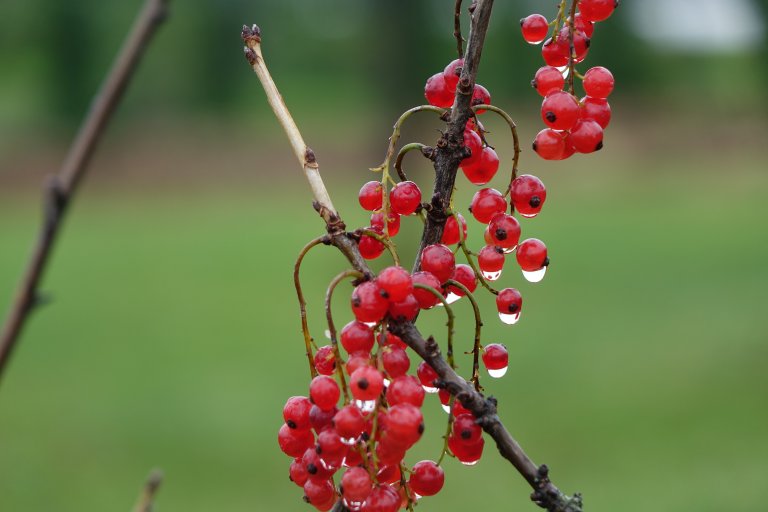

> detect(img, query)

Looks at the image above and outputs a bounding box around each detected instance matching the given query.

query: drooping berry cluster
[522,0,618,160]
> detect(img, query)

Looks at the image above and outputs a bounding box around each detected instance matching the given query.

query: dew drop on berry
[324,329,331,340]
[522,267,547,283]
[498,311,521,325]
[445,291,462,304]
[482,270,502,281]
[354,399,377,414]
[441,403,451,414]
[340,436,357,446]
[461,459,479,467]
[487,366,508,378]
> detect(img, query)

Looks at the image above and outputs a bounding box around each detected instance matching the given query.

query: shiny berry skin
[333,404,365,439]
[482,343,509,370]
[363,485,400,512]
[284,396,313,430]
[341,467,373,503]
[303,479,336,508]
[350,281,388,323]
[556,26,590,63]
[578,0,617,22]
[496,288,523,316]
[387,375,425,407]
[447,264,477,297]
[310,375,340,411]
[388,293,420,321]
[441,213,467,245]
[471,84,491,113]
[569,119,604,153]
[541,91,580,131]
[469,188,507,224]
[381,345,410,378]
[416,361,439,391]
[520,14,549,44]
[380,331,407,350]
[309,404,337,433]
[314,345,336,376]
[341,321,375,354]
[411,271,442,309]
[409,460,445,496]
[478,245,505,273]
[580,96,611,128]
[390,181,422,215]
[462,146,499,185]
[350,366,384,401]
[420,244,456,283]
[516,238,549,271]
[346,352,372,376]
[278,423,315,457]
[541,37,569,67]
[583,66,614,99]
[358,181,383,211]
[488,213,521,250]
[510,174,546,218]
[359,230,385,260]
[451,400,473,417]
[377,266,413,303]
[532,66,565,97]
[448,434,484,464]
[533,128,568,160]
[384,403,424,446]
[316,429,347,468]
[453,413,482,443]
[370,211,400,237]
[461,128,484,167]
[289,457,309,487]
[571,12,594,38]
[443,58,463,89]
[424,72,454,108]
[376,465,401,485]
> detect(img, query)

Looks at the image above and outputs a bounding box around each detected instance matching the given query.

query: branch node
[243,47,258,65]
[421,146,437,160]
[241,24,262,45]
[305,147,318,168]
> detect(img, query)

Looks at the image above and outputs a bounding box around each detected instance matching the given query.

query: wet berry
[520,14,549,44]
[532,66,565,97]
[420,244,456,283]
[578,0,617,22]
[541,37,569,67]
[341,466,373,503]
[469,188,507,224]
[388,293,420,321]
[278,423,315,457]
[409,460,445,496]
[284,396,313,430]
[447,264,477,297]
[580,96,611,128]
[370,211,401,237]
[583,66,614,98]
[310,375,340,411]
[533,128,568,160]
[482,343,509,371]
[351,281,388,324]
[333,404,365,439]
[488,213,521,250]
[569,119,603,153]
[462,146,499,185]
[443,58,463,89]
[471,84,491,113]
[381,345,410,378]
[425,72,454,108]
[387,375,425,407]
[314,345,336,376]
[350,366,384,401]
[516,238,548,271]
[416,361,439,391]
[411,271,442,309]
[341,321,375,354]
[441,213,467,245]
[358,181,383,211]
[510,174,546,218]
[541,91,580,131]
[390,181,422,215]
[377,266,413,303]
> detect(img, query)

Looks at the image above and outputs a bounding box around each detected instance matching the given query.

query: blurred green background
[1,1,767,511]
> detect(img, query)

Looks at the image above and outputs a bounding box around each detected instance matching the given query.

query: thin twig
[394,143,429,182]
[567,0,579,95]
[325,269,364,403]
[412,283,455,369]
[445,279,483,391]
[470,104,521,197]
[131,469,163,512]
[0,0,169,383]
[294,236,327,378]
[454,0,465,58]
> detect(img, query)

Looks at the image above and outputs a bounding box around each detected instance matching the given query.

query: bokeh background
[1,1,767,511]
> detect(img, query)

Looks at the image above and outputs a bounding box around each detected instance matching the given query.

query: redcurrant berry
[278,423,315,457]
[516,238,549,272]
[482,343,509,378]
[310,375,340,411]
[461,128,484,167]
[370,211,400,237]
[580,96,611,128]
[350,281,388,324]
[377,266,413,303]
[487,213,521,250]
[520,14,549,44]
[350,366,384,401]
[477,245,505,280]
[447,264,477,297]
[533,128,568,160]
[390,181,422,215]
[471,84,491,113]
[386,375,426,407]
[284,396,313,430]
[381,345,410,378]
[416,361,439,392]
[443,58,463,90]
[424,72,454,108]
[409,461,445,496]
[340,321,375,354]
[461,146,499,185]
[496,288,523,325]
[452,413,482,443]
[578,0,617,22]
[469,188,507,224]
[532,66,565,97]
[341,466,373,503]
[441,213,467,245]
[333,404,365,440]
[569,119,603,153]
[541,37,569,67]
[388,293,420,321]
[358,181,383,211]
[583,66,614,98]
[510,174,546,218]
[420,244,456,284]
[359,229,385,260]
[541,91,580,131]
[314,345,336,376]
[411,271,442,309]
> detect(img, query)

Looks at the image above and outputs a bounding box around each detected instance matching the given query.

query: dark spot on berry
[418,422,425,434]
[543,257,550,267]
[461,429,471,440]
[361,432,370,441]
[307,463,317,475]
[357,378,369,390]
[303,495,310,503]
[351,297,361,307]
[545,111,557,123]
[519,18,524,26]
[529,196,541,208]
[532,141,538,151]
[585,38,591,48]
[509,303,519,313]
[531,79,537,89]
[494,246,504,255]
[380,289,389,299]
[289,475,294,482]
[286,420,297,429]
[495,228,507,241]
[595,140,603,151]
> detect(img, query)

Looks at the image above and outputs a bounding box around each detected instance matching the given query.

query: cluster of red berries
[521,0,618,160]
[278,265,517,510]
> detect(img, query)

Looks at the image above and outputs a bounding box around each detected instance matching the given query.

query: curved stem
[458,241,499,295]
[412,283,455,369]
[471,104,521,198]
[294,236,327,378]
[445,279,484,391]
[325,270,364,403]
[394,143,427,182]
[567,0,578,96]
[359,229,400,267]
[372,106,447,175]
[436,394,455,466]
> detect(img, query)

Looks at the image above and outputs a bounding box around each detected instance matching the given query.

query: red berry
[375,435,407,466]
[452,413,482,444]
[556,26,590,63]
[346,352,372,376]
[314,345,336,376]
[358,181,383,211]
[333,404,365,440]
[350,366,384,401]
[386,375,425,407]
[487,213,520,250]
[363,485,400,512]
[370,211,400,237]
[384,403,424,447]
[441,213,467,245]
[541,91,580,131]
[284,396,313,430]
[388,293,420,321]
[578,0,617,22]
[317,429,347,468]
[379,331,407,350]
[520,14,549,44]
[471,84,491,114]
[583,66,614,98]
[470,188,507,224]
[377,266,413,303]
[571,12,595,38]
[516,238,549,271]
[461,146,499,185]
[448,434,484,465]
[416,361,439,392]
[340,321,375,354]
[447,264,477,297]
[420,244,456,284]
[341,466,373,503]
[482,343,509,371]
[461,128,484,167]
[409,461,445,496]
[278,423,315,457]
[569,119,603,153]
[541,37,569,67]
[289,457,309,487]
[443,58,463,90]
[496,288,523,324]
[351,281,388,324]
[309,404,337,433]
[532,66,565,97]
[390,181,422,215]
[310,375,341,411]
[478,245,505,275]
[359,229,385,260]
[510,174,547,218]
[381,345,410,378]
[580,96,611,128]
[411,271,442,309]
[303,477,336,505]
[376,465,401,485]
[451,400,473,418]
[425,72,454,108]
[533,128,568,160]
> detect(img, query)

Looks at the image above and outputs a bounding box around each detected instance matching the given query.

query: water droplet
[412,493,423,501]
[557,64,569,75]
[498,311,521,325]
[422,385,438,394]
[521,212,538,219]
[522,267,547,283]
[343,499,363,511]
[324,329,331,339]
[488,366,508,378]
[441,403,451,414]
[383,378,391,388]
[481,270,502,281]
[502,245,517,254]
[460,460,480,466]
[363,321,377,327]
[445,291,462,304]
[355,399,377,413]
[435,301,444,308]
[340,436,357,446]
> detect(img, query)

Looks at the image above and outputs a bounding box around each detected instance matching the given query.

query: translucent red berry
[580,96,611,128]
[350,366,384,401]
[314,345,336,376]
[496,288,523,325]
[358,181,383,211]
[377,266,413,303]
[447,264,477,297]
[443,58,463,90]
[341,321,375,354]
[289,457,309,487]
[409,460,445,496]
[461,146,499,185]
[381,345,410,378]
[316,429,347,468]
[333,404,365,440]
[384,403,424,447]
[371,211,400,237]
[346,352,372,376]
[487,213,521,250]
[390,181,422,215]
[380,331,407,350]
[471,84,491,113]
[541,37,569,67]
[469,188,507,224]
[556,26,590,63]
[424,72,454,108]
[387,375,425,407]
[363,485,400,512]
[350,281,388,324]
[571,12,595,38]
[578,0,617,22]
[482,343,509,377]
[532,66,565,97]
[520,14,549,44]
[284,396,313,430]
[533,128,568,160]
[411,271,442,309]
[416,361,439,392]
[420,244,456,284]
[441,213,467,245]
[477,245,505,280]
[388,293,420,321]
[309,404,337,433]
[516,238,549,272]
[303,479,336,508]
[461,128,484,167]
[448,433,484,465]
[359,229,385,260]
[510,174,546,218]
[569,119,603,153]
[583,66,614,99]
[541,91,580,131]
[278,423,315,457]
[452,413,482,444]
[341,466,373,503]
[310,375,341,411]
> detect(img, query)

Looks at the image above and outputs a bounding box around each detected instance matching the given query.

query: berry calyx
[390,181,422,215]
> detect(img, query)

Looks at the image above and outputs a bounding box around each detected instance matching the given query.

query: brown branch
[131,469,163,512]
[242,3,583,510]
[454,0,465,58]
[0,0,169,383]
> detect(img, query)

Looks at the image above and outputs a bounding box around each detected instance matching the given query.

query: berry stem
[358,228,400,266]
[394,143,428,182]
[131,469,164,512]
[454,0,465,59]
[372,106,447,176]
[445,279,484,392]
[399,462,416,511]
[294,236,327,378]
[567,0,579,95]
[458,240,499,295]
[470,104,521,198]
[325,270,364,403]
[436,395,455,466]
[412,284,455,370]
